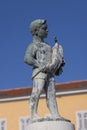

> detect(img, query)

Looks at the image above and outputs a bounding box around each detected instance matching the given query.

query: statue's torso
[32,42,52,79]
[33,42,52,68]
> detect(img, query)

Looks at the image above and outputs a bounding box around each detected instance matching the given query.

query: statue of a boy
[24,19,65,121]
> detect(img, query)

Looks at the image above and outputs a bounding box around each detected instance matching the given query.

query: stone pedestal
[27,120,75,130]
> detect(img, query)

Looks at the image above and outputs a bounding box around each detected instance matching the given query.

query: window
[19,117,30,130]
[0,119,6,130]
[76,111,87,130]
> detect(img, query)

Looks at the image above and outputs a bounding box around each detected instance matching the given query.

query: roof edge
[0,80,87,101]
[0,88,87,103]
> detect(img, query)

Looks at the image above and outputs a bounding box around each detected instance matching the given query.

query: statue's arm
[24,44,39,68]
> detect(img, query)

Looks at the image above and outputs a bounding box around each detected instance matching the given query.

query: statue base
[27,119,75,130]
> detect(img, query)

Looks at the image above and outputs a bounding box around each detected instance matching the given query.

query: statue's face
[37,23,48,38]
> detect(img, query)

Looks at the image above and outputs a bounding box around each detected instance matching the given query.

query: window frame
[0,118,7,130]
[76,110,87,130]
[19,116,30,130]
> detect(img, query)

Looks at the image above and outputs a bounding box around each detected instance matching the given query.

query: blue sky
[0,0,87,90]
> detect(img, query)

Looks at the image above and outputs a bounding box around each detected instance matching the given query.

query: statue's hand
[45,63,53,73]
[41,64,51,73]
[41,66,47,73]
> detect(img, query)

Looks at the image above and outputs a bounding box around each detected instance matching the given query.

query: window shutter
[0,119,6,130]
[19,117,30,130]
[76,111,87,130]
[84,113,87,129]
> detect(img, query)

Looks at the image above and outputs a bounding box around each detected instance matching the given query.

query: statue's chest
[36,43,52,61]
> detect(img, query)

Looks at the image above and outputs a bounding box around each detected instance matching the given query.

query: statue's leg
[45,77,60,119]
[30,78,45,120]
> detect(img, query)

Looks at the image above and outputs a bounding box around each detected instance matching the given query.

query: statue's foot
[53,115,63,119]
[53,115,64,119]
[52,115,70,122]
[44,114,65,120]
[44,114,52,119]
[30,114,42,122]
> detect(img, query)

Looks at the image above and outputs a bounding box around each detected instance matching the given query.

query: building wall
[0,93,87,130]
[0,100,29,130]
[57,93,87,129]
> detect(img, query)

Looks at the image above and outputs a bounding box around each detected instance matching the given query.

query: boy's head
[29,19,48,38]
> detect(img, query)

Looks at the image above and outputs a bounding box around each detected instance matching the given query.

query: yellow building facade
[0,80,87,130]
